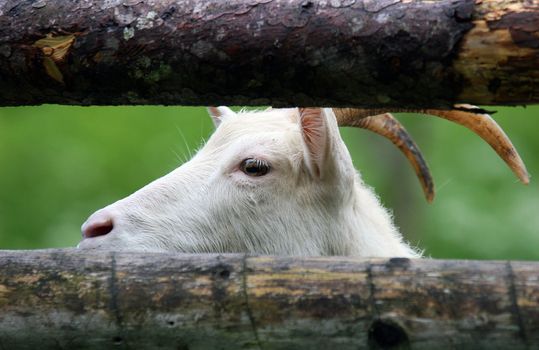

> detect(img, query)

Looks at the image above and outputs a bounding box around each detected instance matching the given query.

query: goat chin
[79,107,421,258]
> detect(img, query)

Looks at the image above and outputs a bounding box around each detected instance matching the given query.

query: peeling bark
[0,250,538,349]
[0,0,538,107]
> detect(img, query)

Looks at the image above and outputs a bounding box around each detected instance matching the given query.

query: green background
[0,105,537,259]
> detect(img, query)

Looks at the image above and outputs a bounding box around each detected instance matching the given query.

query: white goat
[79,106,528,257]
[79,107,420,257]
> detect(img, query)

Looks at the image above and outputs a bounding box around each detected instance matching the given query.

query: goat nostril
[82,217,114,239]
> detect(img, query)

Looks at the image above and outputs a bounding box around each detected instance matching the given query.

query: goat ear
[207,106,234,128]
[299,108,338,179]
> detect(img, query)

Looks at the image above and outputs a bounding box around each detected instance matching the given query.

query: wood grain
[1,0,539,107]
[0,250,537,349]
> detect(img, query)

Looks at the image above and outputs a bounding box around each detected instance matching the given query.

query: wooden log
[0,249,537,349]
[1,0,539,107]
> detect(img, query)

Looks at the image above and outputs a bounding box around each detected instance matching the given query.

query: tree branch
[1,0,538,107]
[0,250,537,349]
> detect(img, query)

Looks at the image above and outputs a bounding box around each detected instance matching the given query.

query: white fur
[78,108,420,257]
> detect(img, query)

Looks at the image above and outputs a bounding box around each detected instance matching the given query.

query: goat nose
[81,210,114,238]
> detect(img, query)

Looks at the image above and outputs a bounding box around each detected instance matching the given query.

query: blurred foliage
[0,105,537,259]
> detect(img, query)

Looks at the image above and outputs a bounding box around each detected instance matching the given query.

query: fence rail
[0,249,537,349]
[1,0,539,107]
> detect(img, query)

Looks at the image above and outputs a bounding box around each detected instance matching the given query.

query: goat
[78,107,528,257]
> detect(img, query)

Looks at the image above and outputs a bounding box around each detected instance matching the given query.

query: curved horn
[334,109,435,202]
[334,106,530,188]
[424,104,529,185]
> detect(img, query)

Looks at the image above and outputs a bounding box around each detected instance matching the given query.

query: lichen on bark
[0,0,538,107]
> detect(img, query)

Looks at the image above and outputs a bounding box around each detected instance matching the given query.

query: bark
[0,0,538,107]
[0,249,537,349]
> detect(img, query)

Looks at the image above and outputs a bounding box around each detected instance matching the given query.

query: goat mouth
[76,235,108,249]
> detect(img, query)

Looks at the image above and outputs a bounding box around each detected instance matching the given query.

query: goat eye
[240,158,270,176]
